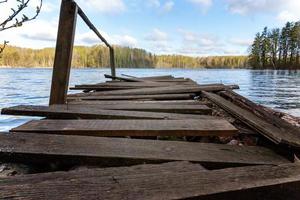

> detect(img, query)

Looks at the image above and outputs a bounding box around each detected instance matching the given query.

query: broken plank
[0,162,298,200]
[51,103,212,114]
[121,74,174,80]
[68,93,195,101]
[0,132,287,166]
[1,105,214,120]
[202,91,300,148]
[11,119,238,137]
[68,84,238,97]
[104,74,154,82]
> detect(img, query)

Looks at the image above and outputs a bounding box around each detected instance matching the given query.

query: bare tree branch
[0,0,43,31]
[0,0,42,54]
[0,40,8,55]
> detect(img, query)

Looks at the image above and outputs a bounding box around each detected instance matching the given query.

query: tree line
[249,21,300,69]
[0,45,249,69]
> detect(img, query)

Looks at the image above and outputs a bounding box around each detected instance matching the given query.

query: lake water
[0,68,299,132]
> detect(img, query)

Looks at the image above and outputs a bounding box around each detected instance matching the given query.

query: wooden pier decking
[1,0,300,199]
[1,74,300,199]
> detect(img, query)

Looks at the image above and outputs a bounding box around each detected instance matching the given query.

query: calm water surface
[0,68,299,131]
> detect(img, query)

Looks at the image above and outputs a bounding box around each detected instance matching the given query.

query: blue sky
[1,0,300,56]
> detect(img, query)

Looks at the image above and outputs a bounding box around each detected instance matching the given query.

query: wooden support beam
[10,119,238,137]
[49,0,77,105]
[0,133,287,166]
[109,47,116,77]
[1,162,299,199]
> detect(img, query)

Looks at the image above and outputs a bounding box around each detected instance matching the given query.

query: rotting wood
[1,105,215,120]
[0,133,288,166]
[1,163,299,200]
[67,93,195,101]
[219,90,300,128]
[202,91,300,148]
[11,119,238,137]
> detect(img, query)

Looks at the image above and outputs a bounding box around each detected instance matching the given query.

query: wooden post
[110,47,116,78]
[49,0,78,105]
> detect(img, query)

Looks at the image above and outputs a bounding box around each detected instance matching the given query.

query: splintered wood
[1,73,299,199]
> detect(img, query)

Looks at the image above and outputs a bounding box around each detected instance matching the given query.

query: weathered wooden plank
[68,84,238,98]
[121,74,174,80]
[73,81,194,88]
[0,162,206,186]
[202,91,300,148]
[50,103,212,114]
[0,133,287,166]
[104,74,152,82]
[219,90,300,133]
[1,162,298,200]
[49,0,77,105]
[68,100,202,105]
[1,105,214,120]
[11,119,237,137]
[68,93,195,101]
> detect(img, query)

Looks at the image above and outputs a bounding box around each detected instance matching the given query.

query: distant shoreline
[1,66,299,70]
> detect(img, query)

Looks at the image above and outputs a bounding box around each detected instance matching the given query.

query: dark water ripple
[0,68,299,132]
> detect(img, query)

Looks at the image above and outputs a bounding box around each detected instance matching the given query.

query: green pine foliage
[249,21,300,69]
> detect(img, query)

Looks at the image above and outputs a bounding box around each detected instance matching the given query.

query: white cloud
[114,35,138,47]
[145,29,169,41]
[187,0,213,13]
[277,0,300,22]
[146,0,174,13]
[162,1,174,12]
[229,38,252,46]
[145,28,171,53]
[78,0,126,14]
[175,29,244,56]
[20,20,58,42]
[178,29,220,47]
[225,0,300,22]
[0,18,58,48]
[147,0,161,7]
[76,31,138,47]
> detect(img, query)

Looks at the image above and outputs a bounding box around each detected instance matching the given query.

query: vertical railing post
[109,47,116,78]
[49,0,77,105]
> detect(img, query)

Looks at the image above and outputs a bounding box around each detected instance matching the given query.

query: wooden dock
[1,0,300,199]
[1,73,300,199]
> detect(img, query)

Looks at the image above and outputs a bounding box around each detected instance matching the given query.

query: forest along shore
[0,45,248,69]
